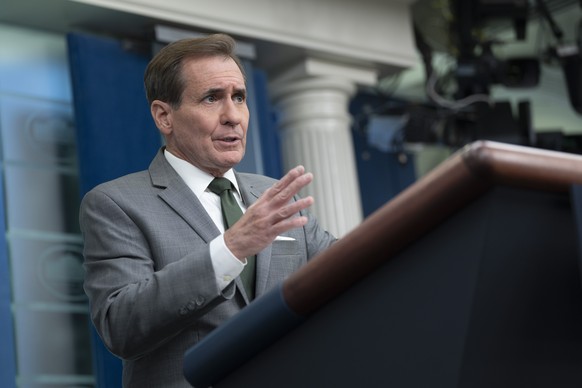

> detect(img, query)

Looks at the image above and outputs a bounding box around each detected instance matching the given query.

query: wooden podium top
[284,140,582,315]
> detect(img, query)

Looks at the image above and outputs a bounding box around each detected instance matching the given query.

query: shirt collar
[164,149,240,199]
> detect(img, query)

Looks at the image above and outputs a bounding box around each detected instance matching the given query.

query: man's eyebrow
[204,87,225,95]
[204,87,246,95]
[232,87,247,95]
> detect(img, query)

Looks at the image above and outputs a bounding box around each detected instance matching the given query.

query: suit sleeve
[80,187,235,360]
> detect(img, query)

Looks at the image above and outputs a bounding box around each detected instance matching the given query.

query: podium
[184,141,582,388]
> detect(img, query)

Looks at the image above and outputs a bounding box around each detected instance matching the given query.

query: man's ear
[151,100,173,135]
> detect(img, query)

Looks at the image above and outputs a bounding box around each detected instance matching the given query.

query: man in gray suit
[80,33,336,387]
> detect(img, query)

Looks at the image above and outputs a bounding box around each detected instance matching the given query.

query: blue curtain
[253,69,283,178]
[68,33,161,197]
[68,31,161,388]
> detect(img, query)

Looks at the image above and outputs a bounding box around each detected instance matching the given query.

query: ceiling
[0,0,315,75]
[0,0,162,40]
[0,0,411,79]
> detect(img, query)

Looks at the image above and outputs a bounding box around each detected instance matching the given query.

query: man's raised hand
[224,166,314,260]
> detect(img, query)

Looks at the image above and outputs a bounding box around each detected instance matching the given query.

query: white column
[270,59,377,237]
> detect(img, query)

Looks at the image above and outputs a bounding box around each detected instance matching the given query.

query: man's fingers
[265,166,306,200]
[277,172,312,202]
[273,196,313,221]
[272,166,304,190]
[268,172,312,206]
[226,170,314,259]
[270,215,310,237]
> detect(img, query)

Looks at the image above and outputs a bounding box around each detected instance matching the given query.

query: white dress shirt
[164,149,245,291]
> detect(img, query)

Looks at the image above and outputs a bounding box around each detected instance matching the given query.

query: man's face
[154,56,249,176]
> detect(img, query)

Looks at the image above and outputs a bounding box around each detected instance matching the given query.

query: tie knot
[208,177,234,195]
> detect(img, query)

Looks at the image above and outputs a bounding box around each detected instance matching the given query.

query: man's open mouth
[221,136,239,143]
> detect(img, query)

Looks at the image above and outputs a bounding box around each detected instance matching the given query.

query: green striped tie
[208,177,256,300]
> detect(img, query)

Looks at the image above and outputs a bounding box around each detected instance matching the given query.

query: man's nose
[220,98,243,126]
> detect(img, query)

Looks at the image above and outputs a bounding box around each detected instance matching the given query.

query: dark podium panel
[184,141,582,388]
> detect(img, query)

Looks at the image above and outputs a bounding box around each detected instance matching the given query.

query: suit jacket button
[179,307,188,316]
[195,296,205,306]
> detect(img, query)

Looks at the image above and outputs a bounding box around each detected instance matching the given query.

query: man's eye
[234,95,245,103]
[204,95,217,103]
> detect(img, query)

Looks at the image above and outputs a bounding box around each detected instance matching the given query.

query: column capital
[269,57,378,100]
[269,76,358,108]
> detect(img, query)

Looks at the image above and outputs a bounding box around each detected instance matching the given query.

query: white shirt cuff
[209,234,245,291]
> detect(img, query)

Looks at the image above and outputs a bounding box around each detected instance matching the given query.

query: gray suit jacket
[80,149,336,387]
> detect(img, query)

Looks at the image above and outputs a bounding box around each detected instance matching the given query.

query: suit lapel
[149,150,220,243]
